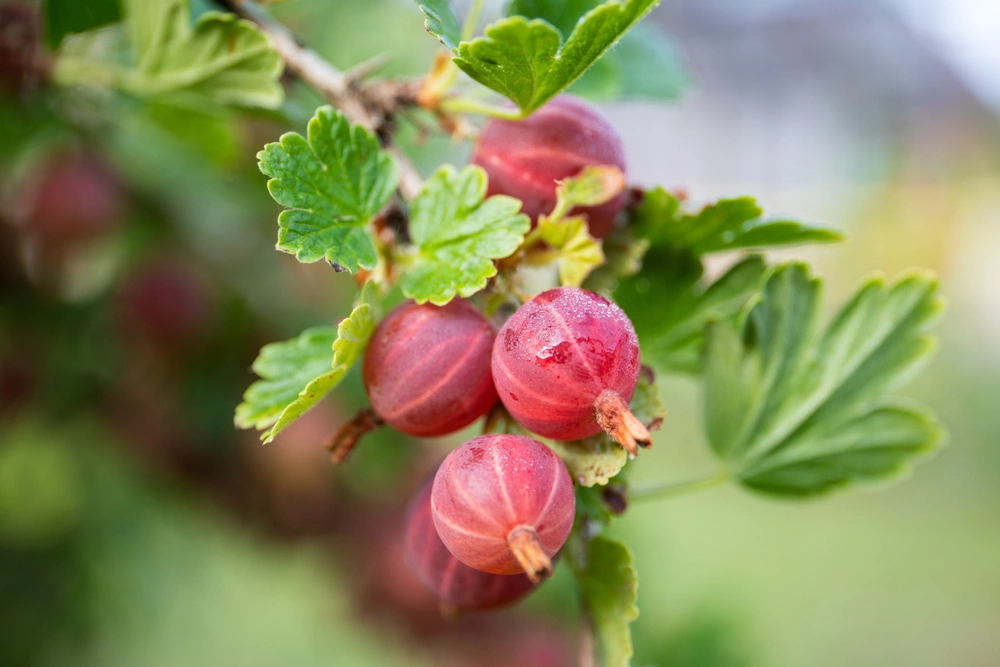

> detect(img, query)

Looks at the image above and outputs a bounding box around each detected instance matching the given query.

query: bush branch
[215,0,424,199]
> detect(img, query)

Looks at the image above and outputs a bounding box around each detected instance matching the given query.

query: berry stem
[438,96,525,120]
[323,407,384,465]
[507,525,552,583]
[593,389,651,458]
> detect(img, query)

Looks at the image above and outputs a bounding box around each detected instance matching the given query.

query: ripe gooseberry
[471,95,627,239]
[405,472,536,611]
[363,299,498,437]
[430,434,575,582]
[492,287,650,456]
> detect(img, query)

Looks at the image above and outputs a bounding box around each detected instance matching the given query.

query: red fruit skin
[430,434,575,575]
[363,299,498,437]
[405,474,535,611]
[471,95,627,239]
[492,287,641,441]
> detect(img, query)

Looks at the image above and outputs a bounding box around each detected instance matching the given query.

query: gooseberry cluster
[357,96,649,610]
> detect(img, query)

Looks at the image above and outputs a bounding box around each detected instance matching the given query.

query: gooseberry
[492,287,650,455]
[405,473,536,611]
[471,95,627,238]
[363,299,499,437]
[430,434,574,582]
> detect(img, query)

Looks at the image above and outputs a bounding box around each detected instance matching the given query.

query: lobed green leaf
[258,106,398,273]
[121,0,284,108]
[401,165,530,305]
[634,187,844,255]
[507,1,688,101]
[235,298,377,443]
[452,0,661,114]
[704,264,946,496]
[617,250,766,373]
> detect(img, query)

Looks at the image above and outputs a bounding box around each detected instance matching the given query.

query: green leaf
[54,0,283,109]
[258,106,398,273]
[43,0,122,48]
[549,372,663,486]
[412,0,463,49]
[616,250,766,373]
[235,299,377,443]
[527,216,605,287]
[634,187,844,255]
[401,165,530,305]
[704,264,946,496]
[454,0,661,114]
[582,225,649,295]
[507,2,688,101]
[549,434,627,488]
[555,165,626,211]
[122,0,283,107]
[571,535,639,667]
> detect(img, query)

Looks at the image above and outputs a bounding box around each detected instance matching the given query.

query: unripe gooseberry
[430,434,575,582]
[363,299,498,437]
[405,472,536,611]
[471,95,627,239]
[492,287,650,456]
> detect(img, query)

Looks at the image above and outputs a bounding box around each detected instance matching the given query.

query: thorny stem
[629,470,729,501]
[215,0,424,199]
[323,407,385,465]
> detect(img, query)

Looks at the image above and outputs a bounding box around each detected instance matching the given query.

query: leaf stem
[438,95,524,120]
[462,0,486,41]
[629,470,729,501]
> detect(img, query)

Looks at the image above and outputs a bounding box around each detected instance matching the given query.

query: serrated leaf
[454,0,660,114]
[527,216,605,287]
[258,106,398,273]
[412,0,463,49]
[571,535,639,667]
[120,0,284,108]
[635,187,844,255]
[43,0,122,48]
[705,264,946,496]
[549,373,662,486]
[235,300,377,443]
[507,2,688,101]
[582,225,649,295]
[616,250,766,373]
[401,165,530,305]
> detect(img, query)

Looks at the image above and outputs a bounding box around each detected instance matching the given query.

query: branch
[216,0,424,199]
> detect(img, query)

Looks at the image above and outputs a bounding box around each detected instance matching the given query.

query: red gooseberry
[430,434,575,583]
[363,299,498,437]
[405,472,536,611]
[492,286,650,456]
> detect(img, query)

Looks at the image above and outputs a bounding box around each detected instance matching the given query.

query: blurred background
[1,0,998,665]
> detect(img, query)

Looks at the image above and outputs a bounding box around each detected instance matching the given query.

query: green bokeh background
[2,1,999,666]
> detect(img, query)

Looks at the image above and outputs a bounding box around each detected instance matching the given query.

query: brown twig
[323,407,384,465]
[215,0,424,199]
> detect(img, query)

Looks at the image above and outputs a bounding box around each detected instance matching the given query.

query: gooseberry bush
[43,0,946,664]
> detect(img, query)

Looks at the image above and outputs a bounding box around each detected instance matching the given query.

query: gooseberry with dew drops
[363,299,498,437]
[471,95,627,239]
[492,286,650,456]
[404,471,536,612]
[430,434,575,583]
